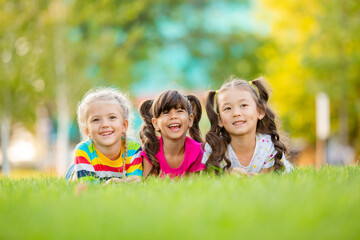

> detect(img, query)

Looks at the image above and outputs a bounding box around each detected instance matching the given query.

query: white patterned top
[202,133,294,173]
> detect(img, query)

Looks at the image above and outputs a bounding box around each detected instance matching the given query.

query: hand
[105,176,141,184]
[124,176,141,183]
[105,178,124,184]
[231,168,257,176]
[75,183,88,195]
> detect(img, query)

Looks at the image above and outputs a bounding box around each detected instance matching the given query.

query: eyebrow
[221,98,249,106]
[89,112,120,118]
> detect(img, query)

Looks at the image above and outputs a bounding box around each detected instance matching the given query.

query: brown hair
[139,90,203,175]
[205,77,286,172]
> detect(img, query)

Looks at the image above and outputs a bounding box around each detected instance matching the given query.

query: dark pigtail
[187,95,203,143]
[139,100,160,175]
[204,91,231,173]
[251,78,286,171]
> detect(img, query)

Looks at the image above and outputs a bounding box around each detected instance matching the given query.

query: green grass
[1,166,359,240]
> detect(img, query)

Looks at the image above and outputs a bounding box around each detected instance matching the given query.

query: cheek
[219,112,229,121]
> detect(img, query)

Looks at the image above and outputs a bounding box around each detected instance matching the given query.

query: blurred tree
[0,1,46,174]
[257,0,360,153]
[1,0,268,175]
[38,0,158,174]
[129,0,266,95]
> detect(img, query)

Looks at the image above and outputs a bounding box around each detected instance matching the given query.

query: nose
[232,107,242,117]
[101,118,110,128]
[169,110,178,119]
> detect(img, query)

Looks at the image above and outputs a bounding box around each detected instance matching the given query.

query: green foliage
[2,0,359,155]
[0,166,359,239]
[257,0,360,149]
[1,0,266,135]
[0,1,48,128]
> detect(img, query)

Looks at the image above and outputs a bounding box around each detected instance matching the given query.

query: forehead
[217,88,255,106]
[86,101,122,116]
[154,93,189,117]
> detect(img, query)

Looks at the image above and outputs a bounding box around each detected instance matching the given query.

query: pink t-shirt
[141,137,205,178]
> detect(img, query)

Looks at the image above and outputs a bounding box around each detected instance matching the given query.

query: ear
[83,126,90,138]
[188,114,194,128]
[122,119,129,134]
[217,114,224,128]
[152,118,160,132]
[258,107,265,120]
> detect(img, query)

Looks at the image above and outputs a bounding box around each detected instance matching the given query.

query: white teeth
[101,132,112,136]
[169,124,180,128]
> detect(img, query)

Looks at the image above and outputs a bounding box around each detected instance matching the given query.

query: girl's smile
[217,88,263,138]
[153,108,193,141]
[168,123,181,132]
[84,102,128,155]
[232,120,246,126]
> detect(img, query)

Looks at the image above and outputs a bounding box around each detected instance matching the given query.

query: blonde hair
[77,87,131,140]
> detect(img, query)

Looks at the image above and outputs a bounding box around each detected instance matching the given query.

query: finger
[126,176,140,182]
[231,168,247,175]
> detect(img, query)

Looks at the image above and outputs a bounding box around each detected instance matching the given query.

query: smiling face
[152,107,194,142]
[83,101,128,151]
[217,88,264,138]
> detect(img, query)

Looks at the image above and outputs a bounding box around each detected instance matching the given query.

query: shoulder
[185,137,202,151]
[74,139,94,156]
[126,137,141,150]
[256,133,272,143]
[75,139,92,149]
[125,137,142,158]
[256,133,275,152]
[203,142,213,152]
[201,142,212,164]
[185,137,203,159]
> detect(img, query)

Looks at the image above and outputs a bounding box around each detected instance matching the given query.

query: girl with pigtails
[202,77,293,174]
[139,90,205,178]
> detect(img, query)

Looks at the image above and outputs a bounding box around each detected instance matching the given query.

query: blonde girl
[65,87,142,182]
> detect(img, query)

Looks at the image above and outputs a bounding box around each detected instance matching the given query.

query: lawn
[0,166,359,240]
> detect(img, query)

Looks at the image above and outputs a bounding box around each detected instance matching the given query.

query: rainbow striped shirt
[73,138,142,181]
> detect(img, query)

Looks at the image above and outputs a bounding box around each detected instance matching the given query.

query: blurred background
[0,0,359,177]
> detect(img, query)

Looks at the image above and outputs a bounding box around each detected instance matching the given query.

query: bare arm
[259,166,275,174]
[143,157,153,178]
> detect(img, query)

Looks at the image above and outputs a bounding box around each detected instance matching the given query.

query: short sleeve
[140,150,153,165]
[263,151,294,173]
[188,149,206,173]
[73,147,97,181]
[281,154,294,173]
[263,149,276,169]
[65,163,75,181]
[201,143,212,164]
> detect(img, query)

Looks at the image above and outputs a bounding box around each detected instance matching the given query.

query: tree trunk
[1,115,11,175]
[339,100,349,146]
[54,21,69,177]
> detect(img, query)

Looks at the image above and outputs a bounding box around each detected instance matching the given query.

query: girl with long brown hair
[202,77,293,174]
[139,90,205,178]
